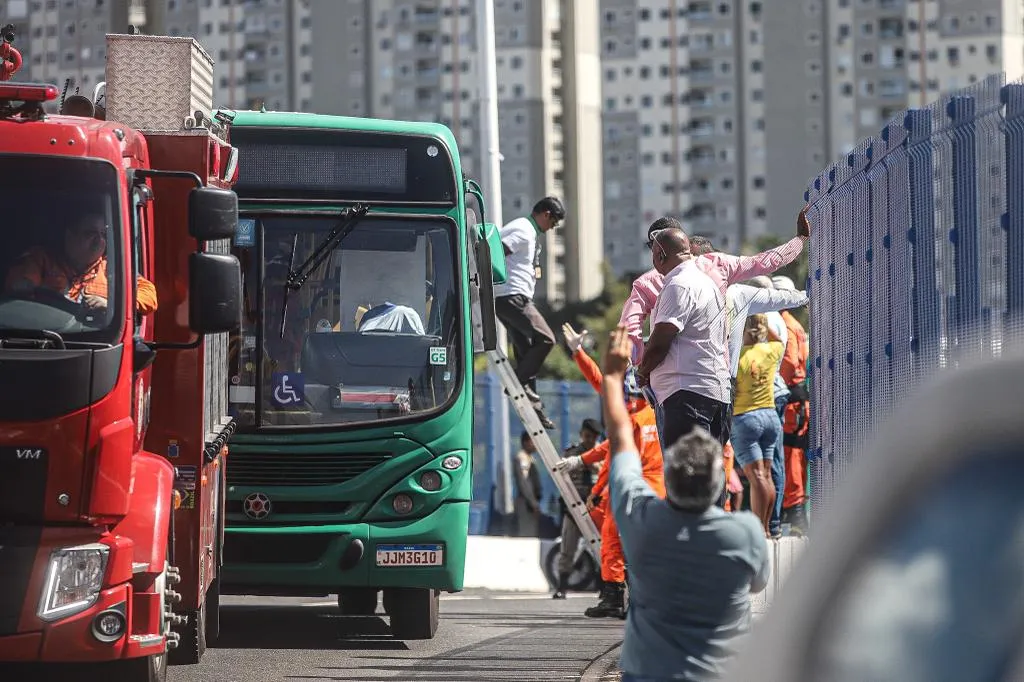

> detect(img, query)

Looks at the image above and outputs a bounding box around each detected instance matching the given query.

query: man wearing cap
[552,417,603,599]
[494,196,565,429]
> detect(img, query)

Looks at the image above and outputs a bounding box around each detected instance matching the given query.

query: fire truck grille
[225,452,392,487]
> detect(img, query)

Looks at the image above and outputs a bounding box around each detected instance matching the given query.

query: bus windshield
[230,214,461,428]
[0,156,122,344]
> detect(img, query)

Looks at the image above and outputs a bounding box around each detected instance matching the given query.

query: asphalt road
[169,590,624,682]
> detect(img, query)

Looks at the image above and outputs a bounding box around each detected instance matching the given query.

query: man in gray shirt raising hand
[600,326,771,682]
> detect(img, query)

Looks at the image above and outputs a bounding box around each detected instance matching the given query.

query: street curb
[579,641,622,682]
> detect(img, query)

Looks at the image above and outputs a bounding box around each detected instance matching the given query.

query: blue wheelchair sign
[235,218,256,247]
[271,372,304,407]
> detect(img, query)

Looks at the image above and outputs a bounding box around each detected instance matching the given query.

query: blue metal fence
[806,74,1024,516]
[469,375,603,535]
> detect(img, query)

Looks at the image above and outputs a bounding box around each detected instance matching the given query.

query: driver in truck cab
[4,213,158,314]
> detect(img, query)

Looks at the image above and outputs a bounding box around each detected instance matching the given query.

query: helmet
[623,367,645,403]
[772,275,797,291]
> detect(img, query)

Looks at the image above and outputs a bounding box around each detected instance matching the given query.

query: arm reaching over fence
[562,323,604,393]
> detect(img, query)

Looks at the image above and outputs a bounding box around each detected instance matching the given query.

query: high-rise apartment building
[5,0,602,305]
[2,0,139,98]
[306,0,603,305]
[601,0,1024,277]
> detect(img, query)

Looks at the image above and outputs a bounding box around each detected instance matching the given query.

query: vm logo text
[16,449,43,460]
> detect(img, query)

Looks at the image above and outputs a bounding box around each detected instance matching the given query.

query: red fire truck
[0,29,240,681]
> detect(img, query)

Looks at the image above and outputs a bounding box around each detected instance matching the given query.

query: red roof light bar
[0,83,59,103]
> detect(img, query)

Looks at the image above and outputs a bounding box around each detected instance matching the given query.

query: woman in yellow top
[731,314,785,536]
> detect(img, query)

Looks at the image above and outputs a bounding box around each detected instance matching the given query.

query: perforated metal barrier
[806,74,1024,517]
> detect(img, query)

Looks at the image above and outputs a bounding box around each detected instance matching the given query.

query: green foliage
[535,262,635,380]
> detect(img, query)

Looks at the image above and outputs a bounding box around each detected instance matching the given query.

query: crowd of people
[493,197,813,681]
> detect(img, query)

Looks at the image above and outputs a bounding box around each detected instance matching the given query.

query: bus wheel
[338,588,379,615]
[383,588,439,640]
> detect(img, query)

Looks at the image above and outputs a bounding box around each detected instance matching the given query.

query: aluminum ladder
[486,348,602,562]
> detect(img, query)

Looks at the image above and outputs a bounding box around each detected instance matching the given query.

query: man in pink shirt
[621,210,811,364]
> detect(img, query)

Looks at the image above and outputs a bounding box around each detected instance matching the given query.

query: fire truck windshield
[0,155,123,344]
[229,214,462,429]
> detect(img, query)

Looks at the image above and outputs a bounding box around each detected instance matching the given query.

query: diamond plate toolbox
[105,34,214,132]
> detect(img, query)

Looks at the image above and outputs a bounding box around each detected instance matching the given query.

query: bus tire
[93,652,167,682]
[383,587,439,640]
[338,588,379,615]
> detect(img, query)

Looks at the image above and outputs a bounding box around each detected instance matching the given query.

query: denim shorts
[731,407,783,470]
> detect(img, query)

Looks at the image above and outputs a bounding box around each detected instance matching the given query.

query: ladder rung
[486,349,602,559]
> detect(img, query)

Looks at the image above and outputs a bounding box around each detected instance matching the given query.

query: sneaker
[522,385,543,404]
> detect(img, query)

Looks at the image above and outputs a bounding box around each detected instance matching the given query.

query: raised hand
[562,322,588,353]
[602,326,632,380]
[797,205,811,238]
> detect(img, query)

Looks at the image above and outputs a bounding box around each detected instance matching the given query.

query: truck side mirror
[188,252,241,334]
[189,186,238,242]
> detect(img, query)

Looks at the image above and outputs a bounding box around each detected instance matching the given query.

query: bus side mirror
[188,252,241,334]
[474,238,498,352]
[189,186,238,242]
[475,223,507,286]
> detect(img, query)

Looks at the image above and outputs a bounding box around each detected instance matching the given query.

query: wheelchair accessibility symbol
[271,372,305,407]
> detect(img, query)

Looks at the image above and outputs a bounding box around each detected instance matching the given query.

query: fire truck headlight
[38,543,109,622]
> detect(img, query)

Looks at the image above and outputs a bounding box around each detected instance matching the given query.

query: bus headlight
[419,471,442,491]
[38,543,109,622]
[392,493,414,515]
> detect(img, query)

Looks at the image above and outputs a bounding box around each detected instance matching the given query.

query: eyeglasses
[76,228,107,241]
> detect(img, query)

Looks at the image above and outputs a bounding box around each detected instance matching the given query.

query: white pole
[475,0,513,522]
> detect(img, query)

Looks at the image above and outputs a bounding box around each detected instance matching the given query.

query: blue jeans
[731,407,783,470]
[770,395,789,534]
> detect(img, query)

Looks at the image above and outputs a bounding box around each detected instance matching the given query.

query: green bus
[219,110,503,639]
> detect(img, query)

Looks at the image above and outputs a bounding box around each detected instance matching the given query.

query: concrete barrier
[750,536,809,615]
[464,534,809,601]
[463,535,550,592]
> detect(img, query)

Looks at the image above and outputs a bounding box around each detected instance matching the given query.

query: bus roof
[222,109,460,160]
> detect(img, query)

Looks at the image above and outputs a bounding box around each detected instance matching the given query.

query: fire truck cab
[0,30,241,681]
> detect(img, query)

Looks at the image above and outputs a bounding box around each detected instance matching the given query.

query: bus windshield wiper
[284,203,370,291]
[278,203,369,338]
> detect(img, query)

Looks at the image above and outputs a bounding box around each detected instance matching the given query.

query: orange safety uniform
[6,248,158,315]
[779,310,809,509]
[572,348,664,583]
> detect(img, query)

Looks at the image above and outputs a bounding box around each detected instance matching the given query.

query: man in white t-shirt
[494,196,565,429]
[637,228,732,449]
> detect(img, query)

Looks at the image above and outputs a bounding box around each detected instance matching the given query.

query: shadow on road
[213,604,409,652]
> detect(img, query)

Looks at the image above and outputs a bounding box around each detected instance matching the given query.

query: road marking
[294,593,594,607]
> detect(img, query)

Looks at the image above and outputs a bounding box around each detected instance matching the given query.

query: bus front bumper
[221,501,468,593]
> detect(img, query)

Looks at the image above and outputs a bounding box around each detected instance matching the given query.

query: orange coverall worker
[571,348,665,584]
[6,249,158,315]
[779,310,809,512]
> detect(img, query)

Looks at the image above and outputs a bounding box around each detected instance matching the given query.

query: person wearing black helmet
[493,196,565,429]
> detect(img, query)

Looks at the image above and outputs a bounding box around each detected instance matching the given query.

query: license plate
[375,544,444,567]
